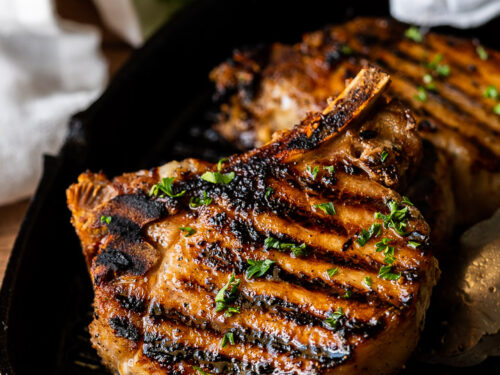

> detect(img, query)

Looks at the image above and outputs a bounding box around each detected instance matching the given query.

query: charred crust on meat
[143,309,353,369]
[106,216,142,243]
[95,249,132,272]
[115,293,146,313]
[143,333,239,371]
[109,316,140,342]
[110,193,165,220]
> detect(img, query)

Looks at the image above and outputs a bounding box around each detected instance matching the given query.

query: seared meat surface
[67,69,438,374]
[211,17,500,226]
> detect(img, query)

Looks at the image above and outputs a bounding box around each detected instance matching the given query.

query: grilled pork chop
[211,17,500,226]
[67,68,439,374]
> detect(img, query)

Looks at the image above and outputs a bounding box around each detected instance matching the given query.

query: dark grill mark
[111,193,166,220]
[143,332,277,374]
[115,293,146,313]
[230,219,265,245]
[360,53,500,171]
[109,316,140,342]
[146,308,352,370]
[107,216,142,243]
[95,250,131,272]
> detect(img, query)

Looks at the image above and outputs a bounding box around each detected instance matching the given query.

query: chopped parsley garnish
[375,200,409,236]
[494,103,500,115]
[324,307,344,330]
[364,276,372,288]
[100,215,112,224]
[356,223,381,246]
[343,289,352,299]
[380,150,389,163]
[290,243,307,256]
[340,44,353,55]
[179,226,196,237]
[264,236,280,249]
[427,53,443,69]
[375,237,394,253]
[408,241,421,248]
[405,26,423,42]
[193,366,213,375]
[476,45,488,60]
[149,177,186,198]
[427,54,450,76]
[307,165,319,180]
[401,196,414,206]
[265,187,273,198]
[189,191,213,208]
[378,265,401,281]
[483,85,499,100]
[323,165,335,174]
[215,272,241,317]
[201,158,235,185]
[226,306,240,315]
[423,74,436,90]
[221,332,235,347]
[435,64,450,76]
[314,202,336,215]
[375,238,396,266]
[414,86,427,102]
[246,259,275,279]
[264,236,307,257]
[327,267,339,277]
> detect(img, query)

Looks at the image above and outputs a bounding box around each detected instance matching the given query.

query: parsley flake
[427,54,443,69]
[375,200,409,236]
[423,74,436,90]
[246,259,275,279]
[356,223,381,246]
[484,85,499,100]
[340,44,353,55]
[179,226,196,237]
[378,265,401,281]
[476,45,488,60]
[343,289,352,299]
[414,86,427,102]
[149,177,186,198]
[215,272,241,317]
[427,54,450,76]
[193,366,213,375]
[307,165,319,180]
[189,191,213,208]
[201,158,235,185]
[380,150,389,163]
[408,241,421,248]
[324,307,344,330]
[436,64,451,76]
[323,165,335,174]
[327,267,339,277]
[265,187,273,198]
[401,196,414,206]
[364,276,372,288]
[221,332,235,347]
[405,26,423,42]
[495,103,500,115]
[264,236,307,257]
[201,171,235,184]
[100,215,112,224]
[314,202,336,215]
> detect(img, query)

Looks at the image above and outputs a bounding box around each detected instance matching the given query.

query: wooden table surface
[0,0,133,285]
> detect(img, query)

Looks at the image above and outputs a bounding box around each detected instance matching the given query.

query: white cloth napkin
[391,0,500,28]
[0,0,107,206]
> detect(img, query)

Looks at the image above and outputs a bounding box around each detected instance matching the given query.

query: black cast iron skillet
[1,0,499,373]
